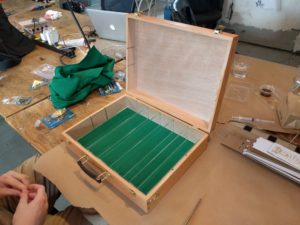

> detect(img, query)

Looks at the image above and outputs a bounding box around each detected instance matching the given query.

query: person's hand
[0,171,29,197]
[13,184,48,225]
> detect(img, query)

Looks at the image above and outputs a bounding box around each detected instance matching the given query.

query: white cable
[135,0,139,11]
[145,0,150,9]
[173,0,179,11]
[135,0,143,12]
[139,0,143,12]
[147,0,154,15]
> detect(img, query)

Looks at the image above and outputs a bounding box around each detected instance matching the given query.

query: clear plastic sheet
[2,96,32,105]
[32,64,55,80]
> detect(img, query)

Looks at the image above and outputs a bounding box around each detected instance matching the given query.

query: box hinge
[147,192,160,209]
[213,25,225,34]
[129,189,136,196]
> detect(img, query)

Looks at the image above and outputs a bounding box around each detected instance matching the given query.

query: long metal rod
[183,198,202,225]
[66,0,91,49]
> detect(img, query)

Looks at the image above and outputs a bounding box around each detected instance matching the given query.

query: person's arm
[13,184,48,225]
[0,171,29,197]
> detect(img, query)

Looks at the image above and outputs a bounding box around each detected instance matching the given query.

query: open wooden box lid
[126,14,238,133]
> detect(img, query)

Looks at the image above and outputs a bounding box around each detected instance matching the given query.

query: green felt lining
[78,108,194,194]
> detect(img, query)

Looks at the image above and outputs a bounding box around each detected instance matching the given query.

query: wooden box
[63,14,238,213]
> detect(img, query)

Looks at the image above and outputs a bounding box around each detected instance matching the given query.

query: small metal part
[134,12,143,17]
[147,193,160,207]
[31,79,49,90]
[239,139,255,152]
[214,25,225,34]
[78,155,88,164]
[51,108,67,118]
[97,171,110,182]
[213,30,221,34]
[129,189,136,196]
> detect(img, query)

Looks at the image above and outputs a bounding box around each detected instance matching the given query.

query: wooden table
[8,55,300,225]
[0,1,123,119]
[0,2,90,118]
[0,46,57,118]
[7,54,299,153]
[35,122,300,225]
[2,2,300,224]
[6,61,126,153]
[218,55,299,134]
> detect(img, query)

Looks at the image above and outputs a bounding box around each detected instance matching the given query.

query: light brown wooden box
[63,14,238,213]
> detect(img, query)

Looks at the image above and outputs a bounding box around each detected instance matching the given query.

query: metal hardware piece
[97,171,111,182]
[129,189,136,196]
[213,25,225,34]
[134,12,143,17]
[147,193,160,206]
[78,155,88,164]
[239,139,255,152]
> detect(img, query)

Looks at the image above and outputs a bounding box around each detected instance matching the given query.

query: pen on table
[232,116,275,124]
[183,198,202,225]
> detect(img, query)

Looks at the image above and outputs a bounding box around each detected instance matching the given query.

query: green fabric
[78,108,194,194]
[49,46,115,109]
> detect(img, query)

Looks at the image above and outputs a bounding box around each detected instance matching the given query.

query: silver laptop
[86,8,127,42]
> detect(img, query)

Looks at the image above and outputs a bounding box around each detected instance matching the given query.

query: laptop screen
[100,0,135,13]
[86,8,127,42]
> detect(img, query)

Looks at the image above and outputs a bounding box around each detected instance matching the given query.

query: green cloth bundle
[49,46,114,109]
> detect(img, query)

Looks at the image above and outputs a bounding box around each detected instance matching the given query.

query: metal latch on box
[213,25,225,34]
[77,155,111,183]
